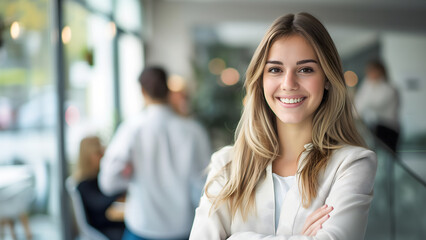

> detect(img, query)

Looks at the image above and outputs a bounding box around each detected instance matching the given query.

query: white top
[272,173,296,231]
[98,105,211,238]
[355,78,399,131]
[190,144,377,240]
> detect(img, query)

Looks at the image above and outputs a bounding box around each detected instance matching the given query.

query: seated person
[73,136,125,240]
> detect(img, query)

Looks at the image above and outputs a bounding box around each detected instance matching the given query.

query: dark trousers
[375,124,399,152]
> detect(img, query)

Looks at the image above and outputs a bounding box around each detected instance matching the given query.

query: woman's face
[263,34,326,127]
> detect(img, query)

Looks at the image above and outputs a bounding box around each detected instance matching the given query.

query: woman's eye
[299,67,314,73]
[268,67,282,73]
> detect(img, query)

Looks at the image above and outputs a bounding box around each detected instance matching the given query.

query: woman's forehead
[266,35,318,63]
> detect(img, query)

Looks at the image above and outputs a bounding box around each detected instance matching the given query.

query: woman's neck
[272,119,312,176]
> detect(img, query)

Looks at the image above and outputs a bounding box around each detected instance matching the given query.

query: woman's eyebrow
[265,60,283,65]
[296,59,318,65]
[265,59,318,65]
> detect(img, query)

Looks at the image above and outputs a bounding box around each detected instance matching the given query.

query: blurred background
[0,0,425,239]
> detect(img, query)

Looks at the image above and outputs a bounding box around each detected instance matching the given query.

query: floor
[0,214,60,240]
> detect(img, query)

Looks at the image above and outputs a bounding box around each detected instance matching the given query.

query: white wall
[143,1,194,81]
[382,33,426,140]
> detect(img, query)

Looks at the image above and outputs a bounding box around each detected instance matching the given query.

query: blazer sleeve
[318,148,377,240]
[189,147,233,240]
[227,148,377,240]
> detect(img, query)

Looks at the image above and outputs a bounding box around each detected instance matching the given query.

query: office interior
[0,0,425,239]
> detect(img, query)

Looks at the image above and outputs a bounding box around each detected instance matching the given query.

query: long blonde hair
[73,136,104,183]
[205,12,366,220]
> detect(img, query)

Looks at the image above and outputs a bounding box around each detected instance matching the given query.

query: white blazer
[190,144,377,240]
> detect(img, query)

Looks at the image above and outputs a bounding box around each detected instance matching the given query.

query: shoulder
[329,145,377,173]
[211,146,233,166]
[207,146,233,175]
[333,145,375,160]
[108,113,147,145]
[173,116,210,141]
[380,81,398,94]
[182,117,208,133]
[204,146,233,195]
[117,112,146,130]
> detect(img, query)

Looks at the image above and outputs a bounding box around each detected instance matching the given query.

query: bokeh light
[167,74,186,92]
[220,68,240,86]
[208,58,226,75]
[62,26,72,44]
[10,21,20,39]
[344,70,359,87]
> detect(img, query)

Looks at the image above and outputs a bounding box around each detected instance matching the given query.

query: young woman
[190,12,377,239]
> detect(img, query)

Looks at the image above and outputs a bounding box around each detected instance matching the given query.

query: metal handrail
[359,121,426,240]
[357,121,426,187]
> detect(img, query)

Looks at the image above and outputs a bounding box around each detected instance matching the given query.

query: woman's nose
[280,71,299,91]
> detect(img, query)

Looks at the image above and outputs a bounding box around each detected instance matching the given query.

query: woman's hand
[301,204,333,236]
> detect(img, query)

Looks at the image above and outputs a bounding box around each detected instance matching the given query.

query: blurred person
[190,12,377,239]
[98,66,211,240]
[355,60,400,152]
[73,136,125,240]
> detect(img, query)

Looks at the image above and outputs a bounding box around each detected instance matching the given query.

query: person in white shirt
[190,12,377,240]
[355,60,400,152]
[99,66,211,240]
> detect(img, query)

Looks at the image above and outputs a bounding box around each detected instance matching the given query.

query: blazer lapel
[254,163,276,235]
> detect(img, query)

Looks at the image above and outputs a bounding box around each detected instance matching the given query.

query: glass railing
[362,124,426,240]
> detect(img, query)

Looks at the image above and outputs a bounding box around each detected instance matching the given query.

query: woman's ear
[325,81,330,90]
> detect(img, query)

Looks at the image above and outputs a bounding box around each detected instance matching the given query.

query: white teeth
[279,97,304,104]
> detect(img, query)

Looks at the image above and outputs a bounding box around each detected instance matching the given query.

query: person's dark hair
[138,66,169,100]
[367,59,388,80]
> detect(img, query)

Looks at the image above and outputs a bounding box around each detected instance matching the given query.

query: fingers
[301,204,333,236]
[304,211,331,236]
[302,205,327,232]
[310,205,333,224]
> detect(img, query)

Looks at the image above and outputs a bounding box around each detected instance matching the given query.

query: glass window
[0,0,61,238]
[114,0,142,33]
[118,34,144,120]
[0,0,143,238]
[64,0,116,161]
[85,0,113,15]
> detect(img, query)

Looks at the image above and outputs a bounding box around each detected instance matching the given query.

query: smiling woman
[190,12,377,240]
[263,35,326,126]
